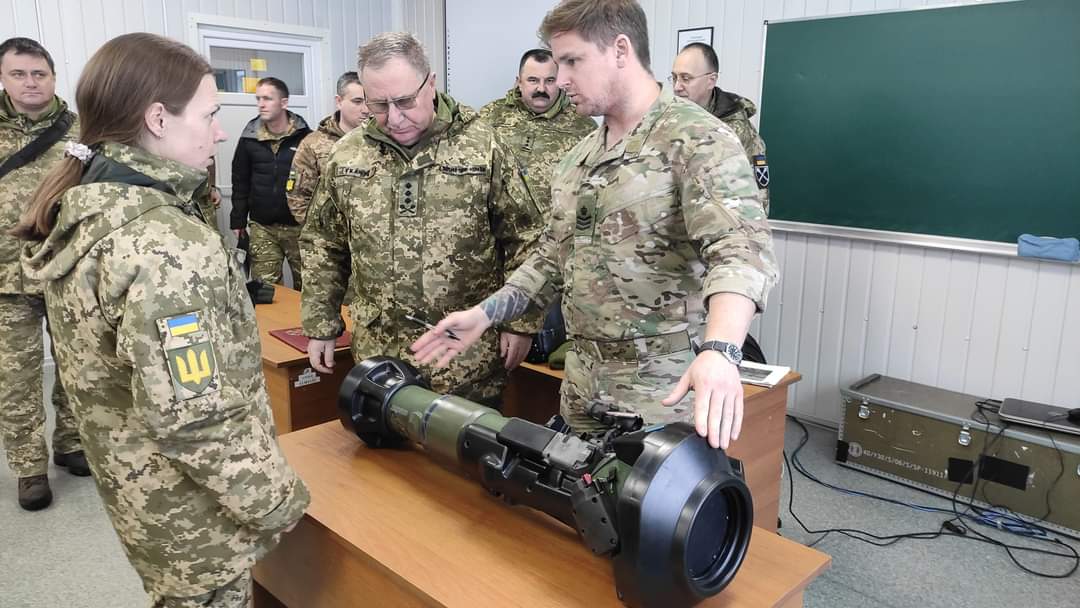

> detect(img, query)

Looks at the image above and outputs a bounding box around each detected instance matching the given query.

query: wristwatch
[698,340,743,366]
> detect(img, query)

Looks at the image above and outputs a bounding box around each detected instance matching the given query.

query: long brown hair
[14,33,211,240]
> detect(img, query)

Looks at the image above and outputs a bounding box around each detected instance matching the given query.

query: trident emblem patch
[156,311,221,400]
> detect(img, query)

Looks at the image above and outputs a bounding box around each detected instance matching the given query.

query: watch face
[724,342,742,364]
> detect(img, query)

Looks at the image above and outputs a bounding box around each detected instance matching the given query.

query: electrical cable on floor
[782,415,1079,578]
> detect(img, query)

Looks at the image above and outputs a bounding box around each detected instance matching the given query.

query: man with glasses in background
[671,42,770,213]
[300,32,544,406]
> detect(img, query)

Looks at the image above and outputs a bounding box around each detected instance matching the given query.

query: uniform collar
[0,92,63,128]
[84,142,207,205]
[582,85,671,167]
[365,92,461,162]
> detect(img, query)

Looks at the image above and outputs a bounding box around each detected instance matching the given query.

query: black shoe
[54,450,92,477]
[18,475,53,511]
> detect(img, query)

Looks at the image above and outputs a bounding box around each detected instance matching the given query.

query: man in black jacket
[230,77,311,289]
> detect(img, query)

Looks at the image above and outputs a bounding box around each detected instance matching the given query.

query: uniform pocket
[598,191,695,320]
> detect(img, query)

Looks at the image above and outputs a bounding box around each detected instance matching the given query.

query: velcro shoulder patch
[155,311,221,400]
[751,154,770,189]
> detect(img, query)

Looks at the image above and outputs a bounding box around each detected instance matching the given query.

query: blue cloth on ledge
[1017,234,1080,262]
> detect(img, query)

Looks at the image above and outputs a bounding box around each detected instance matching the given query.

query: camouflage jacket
[705,87,769,213]
[21,143,309,597]
[0,93,78,294]
[301,93,544,402]
[506,88,778,346]
[286,112,348,224]
[479,87,596,215]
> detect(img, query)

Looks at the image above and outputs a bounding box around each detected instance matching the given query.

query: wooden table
[255,287,353,433]
[504,362,800,534]
[253,421,829,608]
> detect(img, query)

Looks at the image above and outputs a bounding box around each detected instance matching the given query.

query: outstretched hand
[410,307,492,368]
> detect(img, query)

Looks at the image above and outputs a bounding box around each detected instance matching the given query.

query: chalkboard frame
[757,0,1080,261]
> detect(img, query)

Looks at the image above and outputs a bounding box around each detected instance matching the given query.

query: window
[209,46,306,95]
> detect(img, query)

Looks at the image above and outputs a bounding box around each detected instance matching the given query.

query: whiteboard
[444,0,558,109]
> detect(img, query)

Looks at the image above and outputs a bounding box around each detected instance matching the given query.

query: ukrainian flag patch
[165,312,201,337]
[156,310,220,401]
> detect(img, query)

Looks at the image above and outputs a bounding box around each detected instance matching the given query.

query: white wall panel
[21,0,395,105]
[386,0,1080,425]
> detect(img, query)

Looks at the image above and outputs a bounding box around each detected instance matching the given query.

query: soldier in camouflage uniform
[18,34,308,606]
[302,32,544,406]
[412,0,778,451]
[287,71,369,225]
[230,78,311,290]
[478,48,596,215]
[672,42,770,214]
[0,37,87,511]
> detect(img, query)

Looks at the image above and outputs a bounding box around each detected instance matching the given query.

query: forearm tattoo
[480,285,533,325]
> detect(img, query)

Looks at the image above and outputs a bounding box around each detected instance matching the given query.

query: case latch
[958,425,972,447]
[857,400,871,420]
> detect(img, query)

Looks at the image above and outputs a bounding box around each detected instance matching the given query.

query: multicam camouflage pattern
[0,295,79,476]
[506,88,778,432]
[248,221,302,290]
[286,112,348,224]
[478,87,596,215]
[704,87,770,214]
[253,112,304,152]
[151,570,250,608]
[301,93,544,405]
[21,142,309,597]
[0,92,78,294]
[0,92,81,475]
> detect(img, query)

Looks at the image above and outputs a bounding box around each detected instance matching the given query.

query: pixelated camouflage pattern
[21,142,309,597]
[301,93,544,404]
[505,88,778,431]
[0,93,81,474]
[248,221,302,290]
[0,92,79,294]
[287,112,347,224]
[479,88,596,215]
[193,158,219,231]
[151,570,250,608]
[704,87,770,214]
[0,294,79,476]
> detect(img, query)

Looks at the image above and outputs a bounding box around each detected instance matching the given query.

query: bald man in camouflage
[672,42,770,214]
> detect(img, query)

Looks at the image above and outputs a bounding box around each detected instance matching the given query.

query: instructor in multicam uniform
[412,0,778,451]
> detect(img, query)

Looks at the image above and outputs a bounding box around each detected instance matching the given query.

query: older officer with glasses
[671,42,769,214]
[299,32,544,407]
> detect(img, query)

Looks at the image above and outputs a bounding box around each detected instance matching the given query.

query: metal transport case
[837,374,1080,536]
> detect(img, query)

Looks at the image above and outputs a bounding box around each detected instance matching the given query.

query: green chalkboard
[760,0,1080,243]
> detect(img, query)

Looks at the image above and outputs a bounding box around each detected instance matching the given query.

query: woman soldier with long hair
[15,33,309,607]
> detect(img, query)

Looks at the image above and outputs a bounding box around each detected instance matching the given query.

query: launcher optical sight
[338,357,754,608]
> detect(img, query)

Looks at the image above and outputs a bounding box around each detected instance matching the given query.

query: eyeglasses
[366,73,431,114]
[667,72,717,85]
